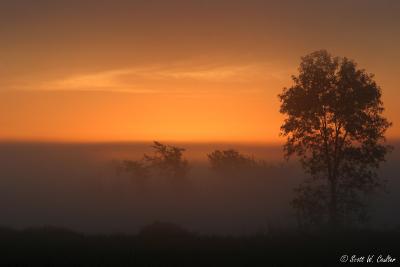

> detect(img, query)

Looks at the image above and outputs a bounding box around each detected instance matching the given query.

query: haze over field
[0,141,398,234]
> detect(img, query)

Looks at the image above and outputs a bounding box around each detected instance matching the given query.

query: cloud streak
[37,62,291,93]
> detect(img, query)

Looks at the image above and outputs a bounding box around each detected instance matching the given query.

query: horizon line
[0,138,399,146]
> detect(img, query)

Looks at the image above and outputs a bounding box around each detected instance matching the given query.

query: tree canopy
[117,141,189,185]
[279,50,392,228]
[144,141,189,179]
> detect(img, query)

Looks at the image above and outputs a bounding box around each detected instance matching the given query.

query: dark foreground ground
[0,222,398,266]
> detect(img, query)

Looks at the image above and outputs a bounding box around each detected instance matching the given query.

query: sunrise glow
[1,1,399,142]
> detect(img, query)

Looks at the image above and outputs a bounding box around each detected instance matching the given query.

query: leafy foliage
[144,141,189,179]
[118,141,189,183]
[279,50,392,227]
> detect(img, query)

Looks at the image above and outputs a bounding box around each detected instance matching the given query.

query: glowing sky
[1,0,399,142]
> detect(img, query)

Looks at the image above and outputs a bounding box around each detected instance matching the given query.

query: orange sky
[1,1,399,143]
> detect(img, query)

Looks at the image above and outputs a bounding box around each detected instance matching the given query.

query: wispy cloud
[35,62,291,93]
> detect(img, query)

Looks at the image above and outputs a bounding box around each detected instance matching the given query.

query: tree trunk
[329,177,338,229]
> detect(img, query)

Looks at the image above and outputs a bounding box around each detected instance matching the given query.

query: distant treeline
[115,141,273,181]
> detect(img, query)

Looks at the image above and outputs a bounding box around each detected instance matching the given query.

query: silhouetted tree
[208,149,258,176]
[144,141,189,179]
[116,141,189,187]
[279,50,392,228]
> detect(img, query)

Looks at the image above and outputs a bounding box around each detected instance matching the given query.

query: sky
[1,0,399,143]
